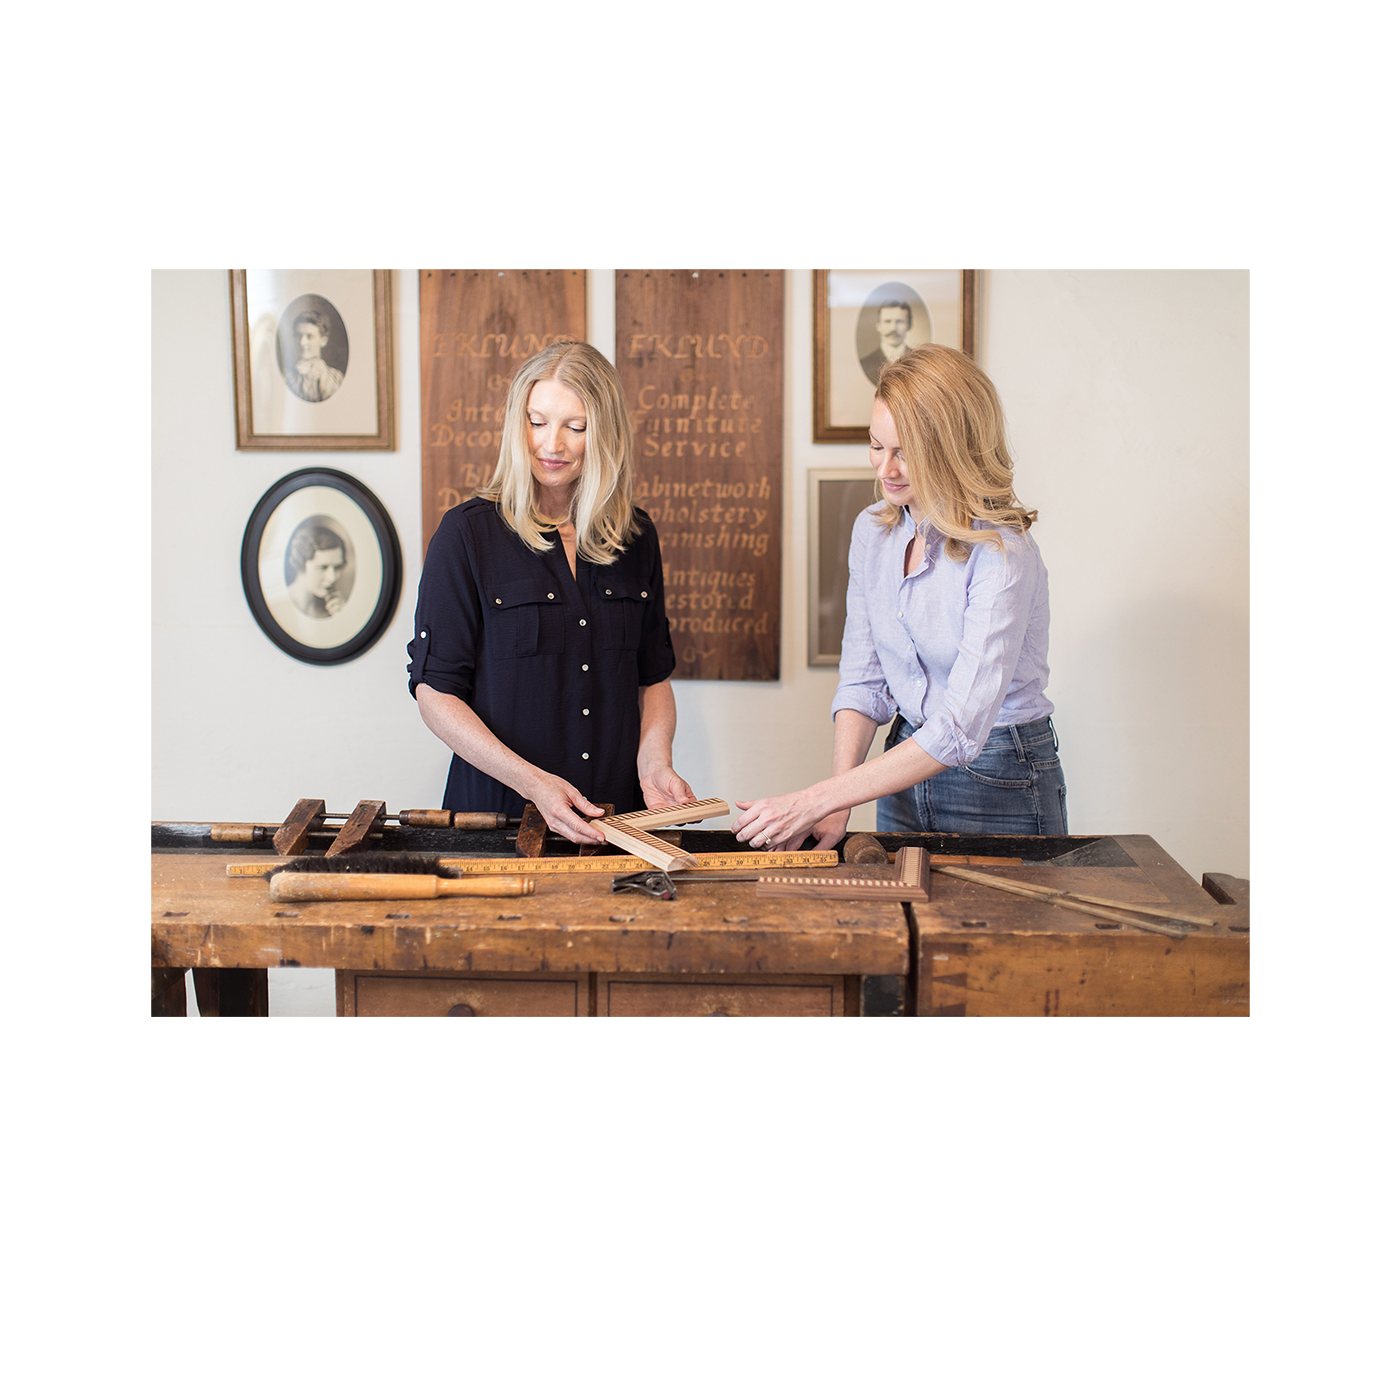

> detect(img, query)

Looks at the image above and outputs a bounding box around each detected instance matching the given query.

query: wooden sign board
[614,270,784,681]
[418,270,587,558]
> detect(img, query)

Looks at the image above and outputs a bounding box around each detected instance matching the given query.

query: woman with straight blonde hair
[734,343,1067,849]
[408,340,694,841]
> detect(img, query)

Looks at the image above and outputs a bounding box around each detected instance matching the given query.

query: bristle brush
[263,853,534,902]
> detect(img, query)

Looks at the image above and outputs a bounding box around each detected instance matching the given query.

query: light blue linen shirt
[830,506,1053,768]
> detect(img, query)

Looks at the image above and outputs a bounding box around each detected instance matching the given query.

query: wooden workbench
[150,829,1248,1016]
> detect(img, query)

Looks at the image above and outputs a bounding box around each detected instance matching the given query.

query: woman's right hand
[522,772,607,845]
[809,810,851,851]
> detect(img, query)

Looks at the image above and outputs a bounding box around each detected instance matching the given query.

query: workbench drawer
[338,971,585,1017]
[598,974,852,1017]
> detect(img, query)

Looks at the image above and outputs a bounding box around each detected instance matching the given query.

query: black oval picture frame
[241,468,402,665]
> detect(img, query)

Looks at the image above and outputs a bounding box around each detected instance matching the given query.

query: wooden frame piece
[511,798,726,868]
[813,270,977,442]
[756,846,931,901]
[612,798,729,830]
[589,818,699,873]
[230,270,394,450]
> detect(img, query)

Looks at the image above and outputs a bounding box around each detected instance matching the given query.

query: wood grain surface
[614,270,784,680]
[418,270,587,558]
[153,852,909,978]
[914,851,1249,1016]
[154,835,1248,1016]
[598,973,848,1017]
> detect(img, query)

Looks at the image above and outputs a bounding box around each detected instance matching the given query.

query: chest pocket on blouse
[487,577,565,659]
[594,571,644,651]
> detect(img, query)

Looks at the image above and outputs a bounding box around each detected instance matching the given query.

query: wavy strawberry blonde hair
[481,340,641,565]
[872,343,1037,562]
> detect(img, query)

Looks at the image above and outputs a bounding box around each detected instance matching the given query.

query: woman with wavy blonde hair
[735,343,1067,849]
[409,340,694,840]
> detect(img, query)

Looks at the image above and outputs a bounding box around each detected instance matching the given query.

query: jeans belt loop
[1008,723,1027,762]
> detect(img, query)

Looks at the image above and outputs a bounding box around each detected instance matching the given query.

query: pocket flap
[489,577,563,609]
[594,572,642,602]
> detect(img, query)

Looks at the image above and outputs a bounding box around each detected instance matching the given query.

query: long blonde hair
[872,344,1036,562]
[480,340,640,565]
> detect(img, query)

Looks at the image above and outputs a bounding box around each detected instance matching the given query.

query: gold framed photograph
[813,270,977,443]
[229,270,394,450]
[808,466,879,667]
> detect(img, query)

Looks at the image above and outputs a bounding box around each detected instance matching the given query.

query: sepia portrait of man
[859,300,914,385]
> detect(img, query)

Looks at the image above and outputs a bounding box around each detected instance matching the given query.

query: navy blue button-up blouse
[407,498,676,817]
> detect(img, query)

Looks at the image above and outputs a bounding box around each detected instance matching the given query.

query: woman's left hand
[640,764,696,810]
[732,790,825,852]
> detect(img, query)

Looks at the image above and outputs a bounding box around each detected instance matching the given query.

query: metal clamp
[611,870,678,900]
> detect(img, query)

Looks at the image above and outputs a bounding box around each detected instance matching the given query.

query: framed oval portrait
[241,468,402,665]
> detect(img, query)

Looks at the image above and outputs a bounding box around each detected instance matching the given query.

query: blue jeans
[874,716,1069,836]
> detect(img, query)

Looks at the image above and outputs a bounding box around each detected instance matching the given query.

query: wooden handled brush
[270,872,533,902]
[265,854,534,903]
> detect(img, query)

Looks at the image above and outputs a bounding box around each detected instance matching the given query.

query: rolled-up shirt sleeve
[831,511,899,727]
[407,512,482,704]
[910,532,1038,768]
[634,511,677,688]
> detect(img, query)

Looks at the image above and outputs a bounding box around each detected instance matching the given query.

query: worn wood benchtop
[914,835,1249,1016]
[152,832,1248,1015]
[151,851,910,978]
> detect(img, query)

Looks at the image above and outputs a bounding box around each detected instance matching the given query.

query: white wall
[153,270,1247,886]
[982,272,1249,881]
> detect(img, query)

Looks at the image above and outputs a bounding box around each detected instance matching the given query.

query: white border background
[11,5,1389,1398]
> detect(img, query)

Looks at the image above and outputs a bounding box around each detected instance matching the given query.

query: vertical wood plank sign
[418,270,587,558]
[614,270,784,681]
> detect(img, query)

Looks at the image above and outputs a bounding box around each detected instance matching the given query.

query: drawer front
[600,975,846,1017]
[345,973,583,1017]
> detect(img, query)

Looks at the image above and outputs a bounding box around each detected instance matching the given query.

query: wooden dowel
[931,865,1215,926]
[269,873,534,902]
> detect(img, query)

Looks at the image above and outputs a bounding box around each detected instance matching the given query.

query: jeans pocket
[961,746,1033,789]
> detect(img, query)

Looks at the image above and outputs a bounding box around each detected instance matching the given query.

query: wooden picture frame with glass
[808,466,879,667]
[813,270,977,443]
[240,468,403,666]
[230,270,394,450]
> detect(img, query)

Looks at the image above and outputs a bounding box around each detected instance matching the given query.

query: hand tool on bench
[929,865,1208,939]
[611,867,777,899]
[843,833,891,865]
[264,854,533,902]
[250,798,517,858]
